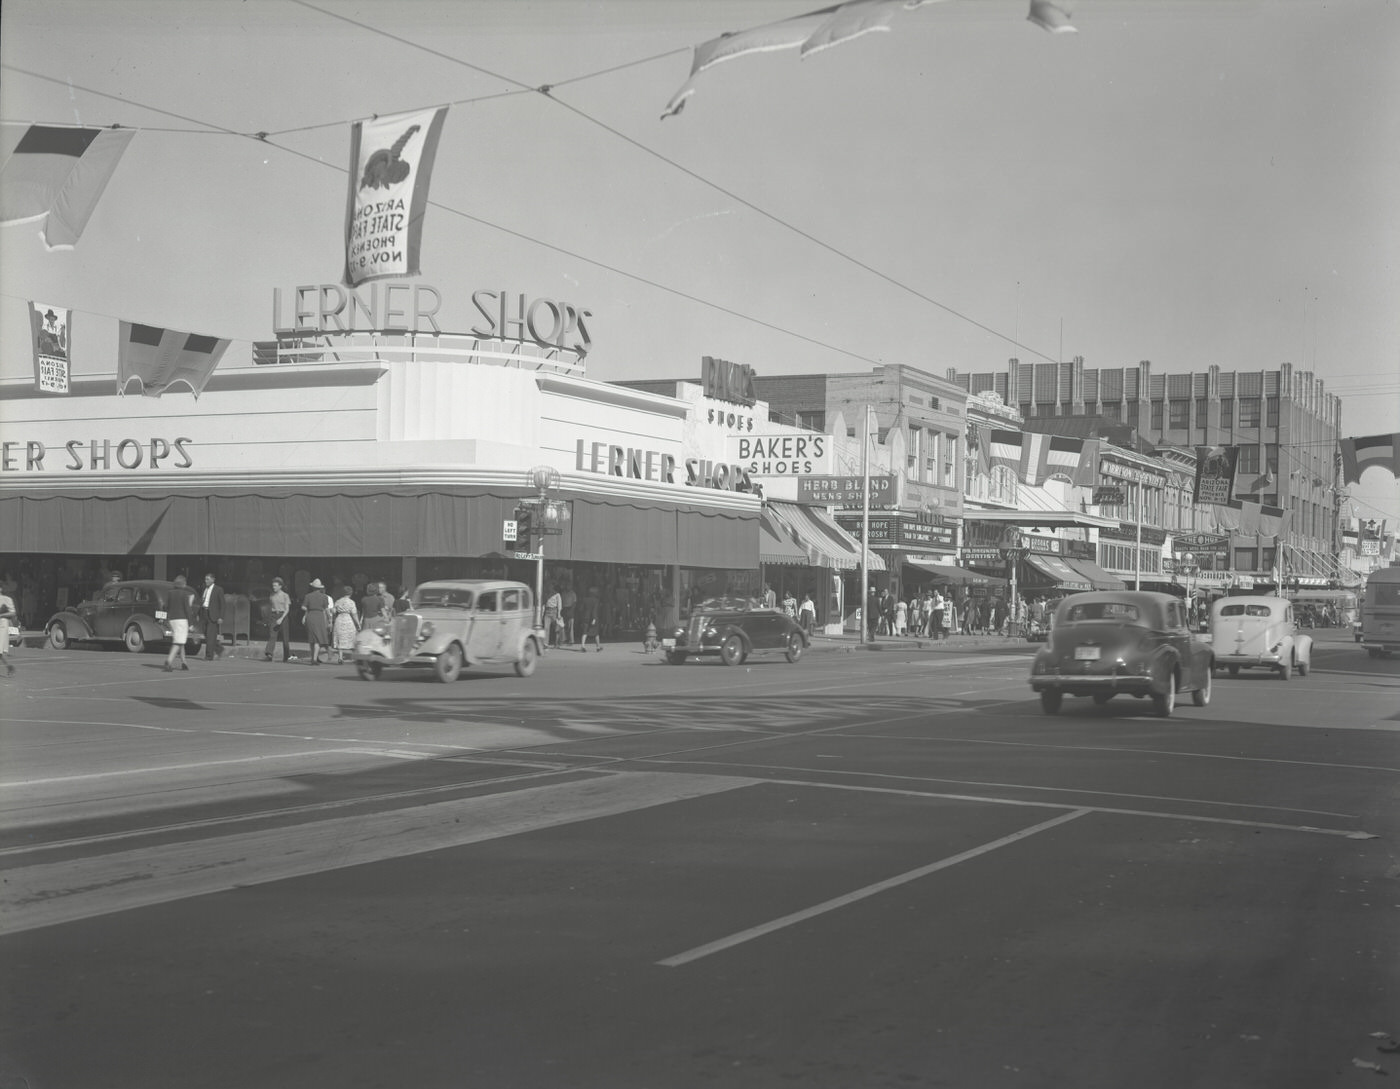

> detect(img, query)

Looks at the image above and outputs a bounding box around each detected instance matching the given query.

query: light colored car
[1029,591,1214,716]
[1209,595,1312,680]
[352,579,544,682]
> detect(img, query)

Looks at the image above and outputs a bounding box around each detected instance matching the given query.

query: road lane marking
[658,809,1092,967]
[0,771,756,936]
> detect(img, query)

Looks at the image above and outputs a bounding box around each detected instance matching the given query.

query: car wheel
[1279,658,1292,681]
[719,634,745,667]
[1153,670,1176,717]
[1039,690,1062,714]
[784,632,804,663]
[123,625,146,653]
[356,660,383,681]
[664,651,688,665]
[47,621,69,650]
[1192,668,1212,707]
[514,639,539,677]
[1227,665,1239,676]
[434,643,464,683]
[1091,692,1113,705]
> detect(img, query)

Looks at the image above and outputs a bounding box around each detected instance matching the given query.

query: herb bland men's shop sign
[2,437,194,472]
[796,474,894,506]
[574,439,755,492]
[273,281,592,359]
[730,435,830,477]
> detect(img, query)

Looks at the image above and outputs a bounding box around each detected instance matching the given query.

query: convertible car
[663,598,808,666]
[1208,595,1312,679]
[1028,591,1214,716]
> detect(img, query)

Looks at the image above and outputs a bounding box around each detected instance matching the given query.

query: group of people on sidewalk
[543,584,605,652]
[865,586,1025,640]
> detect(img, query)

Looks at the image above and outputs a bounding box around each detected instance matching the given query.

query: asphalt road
[1,630,1397,1089]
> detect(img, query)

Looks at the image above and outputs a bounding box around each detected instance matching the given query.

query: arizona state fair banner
[343,106,448,286]
[1193,444,1239,505]
[29,302,71,394]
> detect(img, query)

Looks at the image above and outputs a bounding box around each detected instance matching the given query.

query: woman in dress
[301,579,331,665]
[330,585,360,663]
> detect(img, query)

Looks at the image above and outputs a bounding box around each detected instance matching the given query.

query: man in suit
[199,573,226,660]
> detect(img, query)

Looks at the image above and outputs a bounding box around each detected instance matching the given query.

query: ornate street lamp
[520,465,571,628]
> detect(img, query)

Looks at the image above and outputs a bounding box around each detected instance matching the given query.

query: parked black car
[45,579,203,653]
[663,598,808,666]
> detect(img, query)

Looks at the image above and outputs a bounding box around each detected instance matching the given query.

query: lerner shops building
[0,281,763,635]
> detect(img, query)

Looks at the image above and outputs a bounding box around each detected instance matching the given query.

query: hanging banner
[117,322,231,398]
[29,301,71,394]
[1193,445,1239,505]
[343,106,448,287]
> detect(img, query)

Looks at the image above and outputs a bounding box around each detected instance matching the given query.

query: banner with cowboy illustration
[1193,444,1239,505]
[343,106,448,287]
[29,301,72,394]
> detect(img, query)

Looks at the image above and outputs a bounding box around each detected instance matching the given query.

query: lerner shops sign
[273,282,593,359]
[2,437,194,472]
[574,438,756,493]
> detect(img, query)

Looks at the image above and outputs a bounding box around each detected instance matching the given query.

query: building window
[1195,397,1207,428]
[1127,403,1140,428]
[907,425,922,480]
[1261,547,1277,571]
[1234,548,1258,571]
[796,410,825,431]
[1151,400,1164,429]
[1266,396,1279,428]
[943,435,957,487]
[1169,400,1189,428]
[1237,444,1260,474]
[1265,443,1278,475]
[1239,397,1261,427]
[1221,397,1233,427]
[1061,401,1073,416]
[1102,402,1121,421]
[1037,402,1055,417]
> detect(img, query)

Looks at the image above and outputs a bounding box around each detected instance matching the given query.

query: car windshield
[1064,601,1142,624]
[1220,604,1274,617]
[413,587,474,609]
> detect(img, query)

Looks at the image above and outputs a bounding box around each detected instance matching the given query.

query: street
[1,630,1397,1089]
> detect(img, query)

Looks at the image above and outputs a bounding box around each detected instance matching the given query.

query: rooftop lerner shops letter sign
[273,282,592,360]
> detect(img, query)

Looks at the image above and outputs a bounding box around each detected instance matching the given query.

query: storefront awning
[766,501,885,572]
[1022,554,1092,592]
[759,509,810,566]
[1061,557,1126,591]
[904,560,1006,587]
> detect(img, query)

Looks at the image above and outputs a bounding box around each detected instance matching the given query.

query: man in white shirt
[0,586,17,675]
[263,577,293,662]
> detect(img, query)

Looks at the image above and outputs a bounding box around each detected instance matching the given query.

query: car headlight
[419,621,434,639]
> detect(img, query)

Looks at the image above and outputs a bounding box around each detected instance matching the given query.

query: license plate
[661,638,676,648]
[1073,646,1101,661]
[155,611,167,620]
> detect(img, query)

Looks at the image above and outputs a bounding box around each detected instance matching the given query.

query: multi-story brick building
[948,359,1344,583]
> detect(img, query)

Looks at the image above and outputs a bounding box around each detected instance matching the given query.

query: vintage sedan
[1028,591,1213,716]
[663,598,808,666]
[1209,595,1312,679]
[45,579,203,653]
[352,579,544,682]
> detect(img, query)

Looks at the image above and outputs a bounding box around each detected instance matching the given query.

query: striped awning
[759,508,809,566]
[766,501,885,572]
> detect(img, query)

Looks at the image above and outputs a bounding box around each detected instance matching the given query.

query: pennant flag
[1193,445,1239,505]
[29,302,71,394]
[1211,499,1243,534]
[1257,503,1287,540]
[117,322,231,398]
[1235,466,1274,497]
[965,423,990,480]
[1340,433,1400,485]
[662,0,945,119]
[989,430,1023,474]
[343,106,448,286]
[1027,0,1078,33]
[0,124,135,249]
[1041,435,1085,483]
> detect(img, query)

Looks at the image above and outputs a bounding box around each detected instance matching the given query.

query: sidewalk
[808,631,1037,655]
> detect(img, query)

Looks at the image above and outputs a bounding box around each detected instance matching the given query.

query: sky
[2,0,1397,524]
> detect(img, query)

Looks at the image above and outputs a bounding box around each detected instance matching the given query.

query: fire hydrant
[643,620,659,653]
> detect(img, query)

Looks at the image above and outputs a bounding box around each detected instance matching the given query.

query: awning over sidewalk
[759,508,809,566]
[1022,554,1092,592]
[1060,557,1126,591]
[904,560,1007,587]
[767,501,885,572]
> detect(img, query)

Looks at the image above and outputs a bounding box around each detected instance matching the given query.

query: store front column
[401,556,417,595]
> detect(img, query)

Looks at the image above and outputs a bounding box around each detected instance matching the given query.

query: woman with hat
[300,579,332,665]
